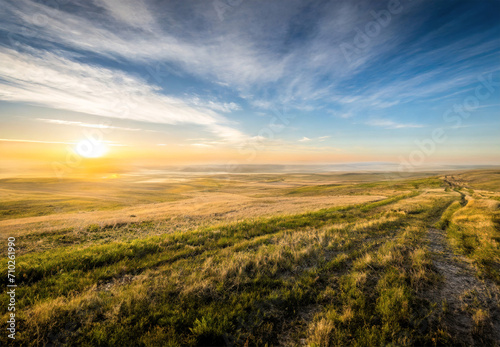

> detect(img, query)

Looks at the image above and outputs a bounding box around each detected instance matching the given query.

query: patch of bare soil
[427,228,500,346]
[96,274,139,292]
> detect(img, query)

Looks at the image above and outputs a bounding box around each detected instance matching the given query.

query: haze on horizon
[0,0,499,176]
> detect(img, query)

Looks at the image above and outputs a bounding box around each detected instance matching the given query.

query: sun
[75,139,108,158]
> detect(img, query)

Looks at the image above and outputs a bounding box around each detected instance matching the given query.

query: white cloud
[0,0,288,88]
[0,48,247,142]
[0,138,73,144]
[0,0,497,144]
[95,0,157,31]
[366,119,425,129]
[35,118,143,131]
[328,110,354,119]
[191,143,213,147]
[187,97,242,113]
[298,135,330,143]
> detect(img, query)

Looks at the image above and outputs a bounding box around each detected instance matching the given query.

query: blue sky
[0,0,499,166]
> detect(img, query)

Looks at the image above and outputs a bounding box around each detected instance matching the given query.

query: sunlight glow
[75,139,108,158]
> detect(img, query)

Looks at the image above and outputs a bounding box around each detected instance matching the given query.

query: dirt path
[427,227,500,346]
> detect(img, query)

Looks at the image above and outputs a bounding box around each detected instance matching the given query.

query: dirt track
[427,227,500,346]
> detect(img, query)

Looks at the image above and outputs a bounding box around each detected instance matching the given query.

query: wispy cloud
[0,48,247,142]
[298,135,331,143]
[191,143,213,148]
[95,0,158,31]
[2,0,498,114]
[328,110,354,119]
[187,97,242,113]
[0,138,73,144]
[36,118,143,131]
[0,0,288,88]
[0,0,498,158]
[366,119,425,129]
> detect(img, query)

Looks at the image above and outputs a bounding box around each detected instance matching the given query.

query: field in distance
[1,169,499,346]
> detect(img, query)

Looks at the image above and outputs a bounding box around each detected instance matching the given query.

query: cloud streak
[366,119,425,129]
[35,118,143,131]
[0,47,248,142]
[0,0,498,159]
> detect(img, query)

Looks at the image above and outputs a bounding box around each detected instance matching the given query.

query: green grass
[435,201,462,230]
[1,173,499,346]
[444,200,500,284]
[285,177,443,197]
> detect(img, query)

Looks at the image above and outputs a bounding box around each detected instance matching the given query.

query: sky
[0,0,499,175]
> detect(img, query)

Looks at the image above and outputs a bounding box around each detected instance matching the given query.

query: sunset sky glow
[1,0,499,174]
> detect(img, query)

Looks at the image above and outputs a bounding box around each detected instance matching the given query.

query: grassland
[1,170,499,346]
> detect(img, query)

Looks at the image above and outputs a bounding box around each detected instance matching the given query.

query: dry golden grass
[1,193,385,236]
[1,171,499,346]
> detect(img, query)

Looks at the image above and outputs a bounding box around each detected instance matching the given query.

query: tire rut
[426,227,500,346]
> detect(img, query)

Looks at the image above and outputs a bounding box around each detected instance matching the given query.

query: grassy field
[1,170,499,346]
